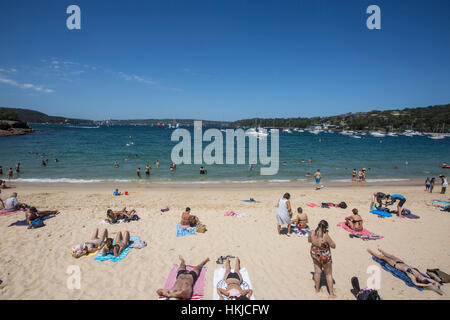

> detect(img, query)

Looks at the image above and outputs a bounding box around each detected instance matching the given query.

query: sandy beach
[0,180,449,300]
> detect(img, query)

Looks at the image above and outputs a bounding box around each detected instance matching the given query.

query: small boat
[429,134,445,140]
[370,131,386,138]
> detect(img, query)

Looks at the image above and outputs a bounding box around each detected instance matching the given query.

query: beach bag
[28,218,45,229]
[338,202,347,209]
[357,289,381,300]
[125,214,140,222]
[402,208,411,216]
[196,225,207,233]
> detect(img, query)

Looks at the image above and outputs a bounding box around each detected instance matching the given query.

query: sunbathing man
[367,248,442,290]
[217,257,253,300]
[157,255,210,300]
[345,208,363,231]
[102,231,130,257]
[291,207,308,230]
[106,207,136,223]
[180,207,200,227]
[72,228,108,258]
[26,206,60,223]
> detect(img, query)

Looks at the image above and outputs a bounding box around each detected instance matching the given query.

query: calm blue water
[0,124,448,183]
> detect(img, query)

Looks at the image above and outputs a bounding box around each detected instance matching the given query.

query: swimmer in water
[114,161,119,168]
[145,165,150,176]
[136,168,141,178]
[314,170,322,190]
[156,160,160,168]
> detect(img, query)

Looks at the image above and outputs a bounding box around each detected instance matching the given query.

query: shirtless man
[157,255,210,300]
[291,207,308,229]
[345,208,363,231]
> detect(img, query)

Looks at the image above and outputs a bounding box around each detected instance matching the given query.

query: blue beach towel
[94,235,139,262]
[370,210,392,217]
[372,256,430,291]
[431,200,450,205]
[241,200,261,203]
[176,223,196,237]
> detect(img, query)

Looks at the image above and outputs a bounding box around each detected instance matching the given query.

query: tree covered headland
[231,104,450,132]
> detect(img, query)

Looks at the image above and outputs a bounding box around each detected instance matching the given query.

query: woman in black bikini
[367,248,441,288]
[345,208,363,231]
[102,231,130,257]
[217,257,253,300]
[308,220,336,298]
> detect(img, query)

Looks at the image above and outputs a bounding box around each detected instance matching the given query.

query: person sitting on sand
[308,220,336,298]
[369,192,386,210]
[157,255,210,300]
[71,228,108,258]
[345,208,363,231]
[26,206,60,223]
[291,207,308,230]
[106,207,136,224]
[180,207,200,227]
[386,194,406,217]
[367,248,442,291]
[102,231,131,257]
[4,192,27,212]
[217,257,253,300]
[0,179,9,189]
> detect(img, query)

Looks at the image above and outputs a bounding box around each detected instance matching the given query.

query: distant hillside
[0,107,95,125]
[232,104,450,132]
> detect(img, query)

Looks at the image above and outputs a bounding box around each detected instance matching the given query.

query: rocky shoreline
[0,128,36,137]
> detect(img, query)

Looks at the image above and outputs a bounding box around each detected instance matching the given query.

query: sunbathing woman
[72,228,108,258]
[26,206,60,223]
[367,248,442,290]
[217,257,253,300]
[102,231,130,257]
[106,207,136,223]
[157,255,210,300]
[308,220,336,298]
[345,208,363,231]
[291,207,308,230]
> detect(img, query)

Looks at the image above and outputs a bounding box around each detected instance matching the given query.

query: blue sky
[0,0,449,121]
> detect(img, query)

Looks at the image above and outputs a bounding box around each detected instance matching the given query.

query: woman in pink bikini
[217,257,253,300]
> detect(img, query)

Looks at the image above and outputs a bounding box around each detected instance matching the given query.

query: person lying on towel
[72,228,108,258]
[106,207,136,224]
[157,255,210,300]
[26,206,60,223]
[368,248,441,289]
[102,231,130,257]
[217,257,253,300]
[345,208,363,231]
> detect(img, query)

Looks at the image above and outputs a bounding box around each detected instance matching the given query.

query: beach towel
[372,256,430,291]
[224,211,247,218]
[176,223,196,237]
[292,225,311,237]
[8,215,54,227]
[0,209,21,217]
[337,222,383,240]
[370,210,392,217]
[213,267,255,300]
[431,200,450,206]
[94,235,138,262]
[306,202,319,207]
[158,264,206,300]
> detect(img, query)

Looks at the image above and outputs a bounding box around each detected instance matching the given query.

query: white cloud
[0,74,54,93]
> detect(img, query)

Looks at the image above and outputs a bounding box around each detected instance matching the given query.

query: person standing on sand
[314,169,322,189]
[430,177,435,193]
[157,255,210,300]
[440,175,448,194]
[309,220,336,298]
[276,193,292,235]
